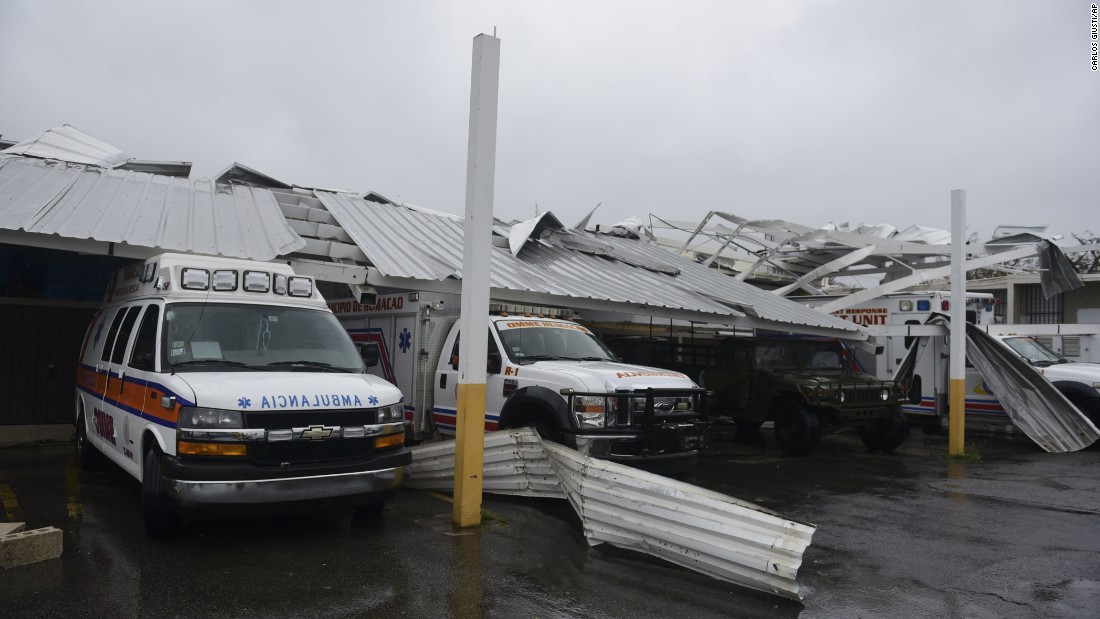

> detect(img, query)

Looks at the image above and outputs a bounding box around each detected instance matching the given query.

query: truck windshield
[756,340,846,371]
[496,324,618,363]
[1002,337,1068,366]
[163,303,364,372]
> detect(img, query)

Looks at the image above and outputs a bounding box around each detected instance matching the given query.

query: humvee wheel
[859,411,909,452]
[772,400,821,457]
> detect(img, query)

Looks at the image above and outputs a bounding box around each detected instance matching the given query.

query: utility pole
[453,32,501,527]
[949,189,967,456]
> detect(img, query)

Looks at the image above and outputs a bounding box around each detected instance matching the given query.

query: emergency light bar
[243,271,270,293]
[288,276,313,297]
[181,268,210,290]
[175,264,310,298]
[212,270,238,291]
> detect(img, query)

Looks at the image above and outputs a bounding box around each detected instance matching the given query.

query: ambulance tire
[859,411,909,453]
[75,413,103,471]
[143,446,178,538]
[772,400,821,457]
[504,412,564,444]
[1065,392,1100,430]
[353,502,385,520]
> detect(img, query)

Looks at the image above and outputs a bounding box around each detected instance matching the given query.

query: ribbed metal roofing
[314,191,859,333]
[1,125,132,168]
[0,155,305,261]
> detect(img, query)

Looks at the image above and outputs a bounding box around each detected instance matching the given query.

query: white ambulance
[332,294,708,477]
[74,254,409,537]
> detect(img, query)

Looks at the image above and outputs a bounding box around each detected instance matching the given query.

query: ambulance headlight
[377,404,404,423]
[573,396,606,429]
[180,407,244,429]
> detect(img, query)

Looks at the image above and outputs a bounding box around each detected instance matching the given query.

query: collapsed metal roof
[310,191,860,335]
[0,155,304,261]
[0,125,861,337]
[655,211,1097,307]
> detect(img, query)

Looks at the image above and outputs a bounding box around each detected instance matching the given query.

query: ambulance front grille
[248,438,374,465]
[243,409,378,430]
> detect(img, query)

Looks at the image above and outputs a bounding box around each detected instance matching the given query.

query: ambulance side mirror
[355,343,379,368]
[487,352,502,375]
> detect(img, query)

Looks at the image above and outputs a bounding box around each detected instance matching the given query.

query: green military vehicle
[701,337,908,456]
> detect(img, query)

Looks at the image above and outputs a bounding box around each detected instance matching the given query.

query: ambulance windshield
[164,303,364,372]
[496,323,617,363]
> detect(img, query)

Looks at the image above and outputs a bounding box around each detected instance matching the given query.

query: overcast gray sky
[2,0,1097,241]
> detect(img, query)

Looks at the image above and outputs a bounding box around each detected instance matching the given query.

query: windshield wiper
[560,356,612,362]
[171,359,262,371]
[266,360,349,372]
[519,355,563,363]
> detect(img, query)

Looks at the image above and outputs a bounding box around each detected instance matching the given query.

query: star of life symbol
[399,328,412,353]
[238,397,252,409]
[368,395,379,406]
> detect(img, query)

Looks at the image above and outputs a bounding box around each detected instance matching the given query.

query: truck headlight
[880,388,891,401]
[801,386,828,402]
[573,396,606,429]
[179,407,243,429]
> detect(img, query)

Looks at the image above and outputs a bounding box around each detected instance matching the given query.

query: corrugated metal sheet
[407,429,564,498]
[0,155,305,261]
[1,125,132,168]
[541,438,816,600]
[964,322,1099,452]
[407,429,816,600]
[314,191,859,334]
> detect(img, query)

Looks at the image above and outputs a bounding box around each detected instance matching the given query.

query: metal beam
[817,244,1039,313]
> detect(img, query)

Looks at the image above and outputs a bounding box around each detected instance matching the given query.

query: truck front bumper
[575,422,707,476]
[161,448,410,510]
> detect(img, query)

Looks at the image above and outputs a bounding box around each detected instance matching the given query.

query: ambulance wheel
[75,413,103,471]
[504,411,563,444]
[1065,393,1100,428]
[859,411,909,452]
[353,502,385,519]
[143,447,178,538]
[772,400,821,457]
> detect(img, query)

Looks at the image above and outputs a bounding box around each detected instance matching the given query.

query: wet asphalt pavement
[1,428,1097,618]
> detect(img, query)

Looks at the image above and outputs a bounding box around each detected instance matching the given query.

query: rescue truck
[331,294,708,476]
[75,254,410,537]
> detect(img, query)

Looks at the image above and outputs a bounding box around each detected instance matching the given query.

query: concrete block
[1,526,63,569]
[0,522,26,536]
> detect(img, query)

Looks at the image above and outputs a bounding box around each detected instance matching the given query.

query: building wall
[0,244,128,425]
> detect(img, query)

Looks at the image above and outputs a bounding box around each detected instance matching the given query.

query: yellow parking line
[65,456,84,520]
[0,483,23,522]
[420,490,455,503]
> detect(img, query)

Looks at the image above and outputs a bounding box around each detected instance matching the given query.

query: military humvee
[702,337,908,456]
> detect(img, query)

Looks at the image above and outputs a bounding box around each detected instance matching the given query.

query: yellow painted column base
[453,382,487,527]
[948,378,966,456]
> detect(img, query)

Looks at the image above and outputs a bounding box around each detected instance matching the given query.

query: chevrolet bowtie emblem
[301,425,332,440]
